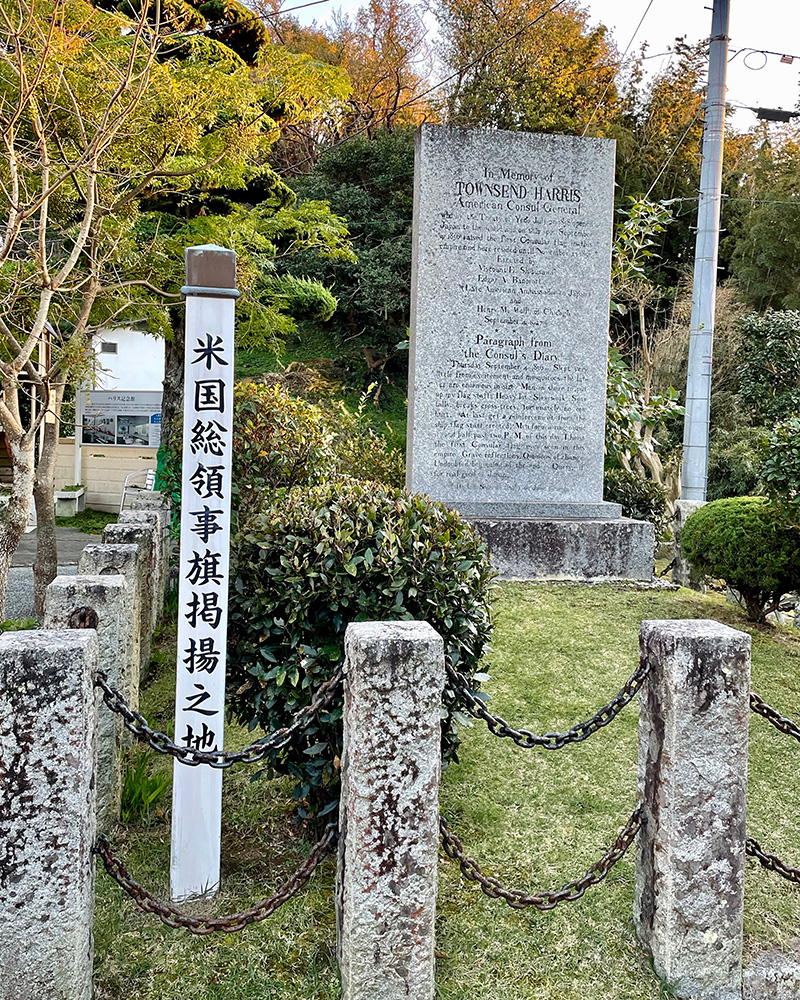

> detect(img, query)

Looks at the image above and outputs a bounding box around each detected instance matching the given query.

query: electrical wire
[742,50,769,71]
[276,0,570,175]
[156,0,338,41]
[665,194,800,207]
[729,46,800,67]
[269,0,336,18]
[644,109,703,200]
[582,0,657,136]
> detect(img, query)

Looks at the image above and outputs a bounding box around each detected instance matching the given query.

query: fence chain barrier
[750,692,800,744]
[446,655,652,750]
[746,837,800,886]
[94,666,343,768]
[94,823,338,934]
[439,806,644,910]
[747,692,800,886]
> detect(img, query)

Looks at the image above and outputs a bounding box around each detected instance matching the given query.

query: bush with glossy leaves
[227,478,494,818]
[603,468,668,536]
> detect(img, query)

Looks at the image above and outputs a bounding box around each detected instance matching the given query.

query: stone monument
[407,124,653,580]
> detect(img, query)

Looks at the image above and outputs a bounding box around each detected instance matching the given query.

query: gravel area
[3,527,103,622]
[4,565,79,621]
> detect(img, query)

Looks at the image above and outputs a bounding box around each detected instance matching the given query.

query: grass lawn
[93,583,800,999]
[56,507,118,534]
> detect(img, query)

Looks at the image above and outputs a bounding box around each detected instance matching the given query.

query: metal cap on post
[181,244,240,299]
[171,244,238,902]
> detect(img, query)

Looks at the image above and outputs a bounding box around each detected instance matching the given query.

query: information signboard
[82,390,163,447]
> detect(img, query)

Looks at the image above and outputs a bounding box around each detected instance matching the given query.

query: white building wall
[57,328,166,509]
[94,327,165,390]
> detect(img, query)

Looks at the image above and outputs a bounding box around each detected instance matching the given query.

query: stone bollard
[0,629,98,1000]
[79,542,144,705]
[119,507,171,623]
[103,521,158,661]
[636,619,752,1000]
[44,574,130,831]
[672,500,706,590]
[337,621,445,1000]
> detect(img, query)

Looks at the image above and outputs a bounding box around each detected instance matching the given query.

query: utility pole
[681,0,730,500]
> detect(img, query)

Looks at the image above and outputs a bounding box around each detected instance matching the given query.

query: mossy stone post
[337,621,445,1000]
[0,630,98,1000]
[78,542,144,713]
[635,619,751,1000]
[672,500,705,590]
[43,574,130,831]
[102,520,158,671]
[119,507,171,622]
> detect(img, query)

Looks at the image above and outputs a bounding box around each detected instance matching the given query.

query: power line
[159,0,338,41]
[272,0,336,17]
[665,194,800,207]
[730,46,800,67]
[645,109,703,200]
[277,0,570,175]
[582,0,657,136]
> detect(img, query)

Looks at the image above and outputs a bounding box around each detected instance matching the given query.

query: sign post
[170,244,238,901]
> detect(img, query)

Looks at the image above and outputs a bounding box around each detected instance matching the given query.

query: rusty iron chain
[747,694,800,886]
[746,836,800,886]
[750,692,800,744]
[94,666,343,768]
[440,806,644,910]
[446,655,651,749]
[94,823,338,935]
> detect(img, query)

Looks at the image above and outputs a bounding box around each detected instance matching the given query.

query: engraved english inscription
[409,126,616,511]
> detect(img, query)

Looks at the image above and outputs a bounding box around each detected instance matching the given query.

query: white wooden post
[170,244,238,901]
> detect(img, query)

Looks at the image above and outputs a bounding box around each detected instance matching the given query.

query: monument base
[468,517,654,582]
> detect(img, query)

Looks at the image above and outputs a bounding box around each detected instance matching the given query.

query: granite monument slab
[407,125,653,580]
[408,124,620,519]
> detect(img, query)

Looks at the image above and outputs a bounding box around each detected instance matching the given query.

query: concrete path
[5,527,102,621]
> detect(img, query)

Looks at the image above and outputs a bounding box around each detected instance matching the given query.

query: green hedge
[227,479,494,817]
[681,496,800,621]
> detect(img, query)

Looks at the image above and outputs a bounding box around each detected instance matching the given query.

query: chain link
[746,836,800,886]
[750,692,800,744]
[747,694,800,885]
[94,824,338,934]
[440,806,643,910]
[94,667,343,768]
[446,655,651,750]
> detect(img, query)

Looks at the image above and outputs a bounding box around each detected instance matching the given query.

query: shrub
[681,497,800,621]
[326,396,405,488]
[738,312,800,423]
[760,414,800,526]
[707,425,765,501]
[158,382,406,526]
[232,382,333,516]
[603,468,668,535]
[227,479,495,817]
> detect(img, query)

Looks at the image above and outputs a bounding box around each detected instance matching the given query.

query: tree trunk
[160,311,184,463]
[32,388,64,615]
[0,433,36,621]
